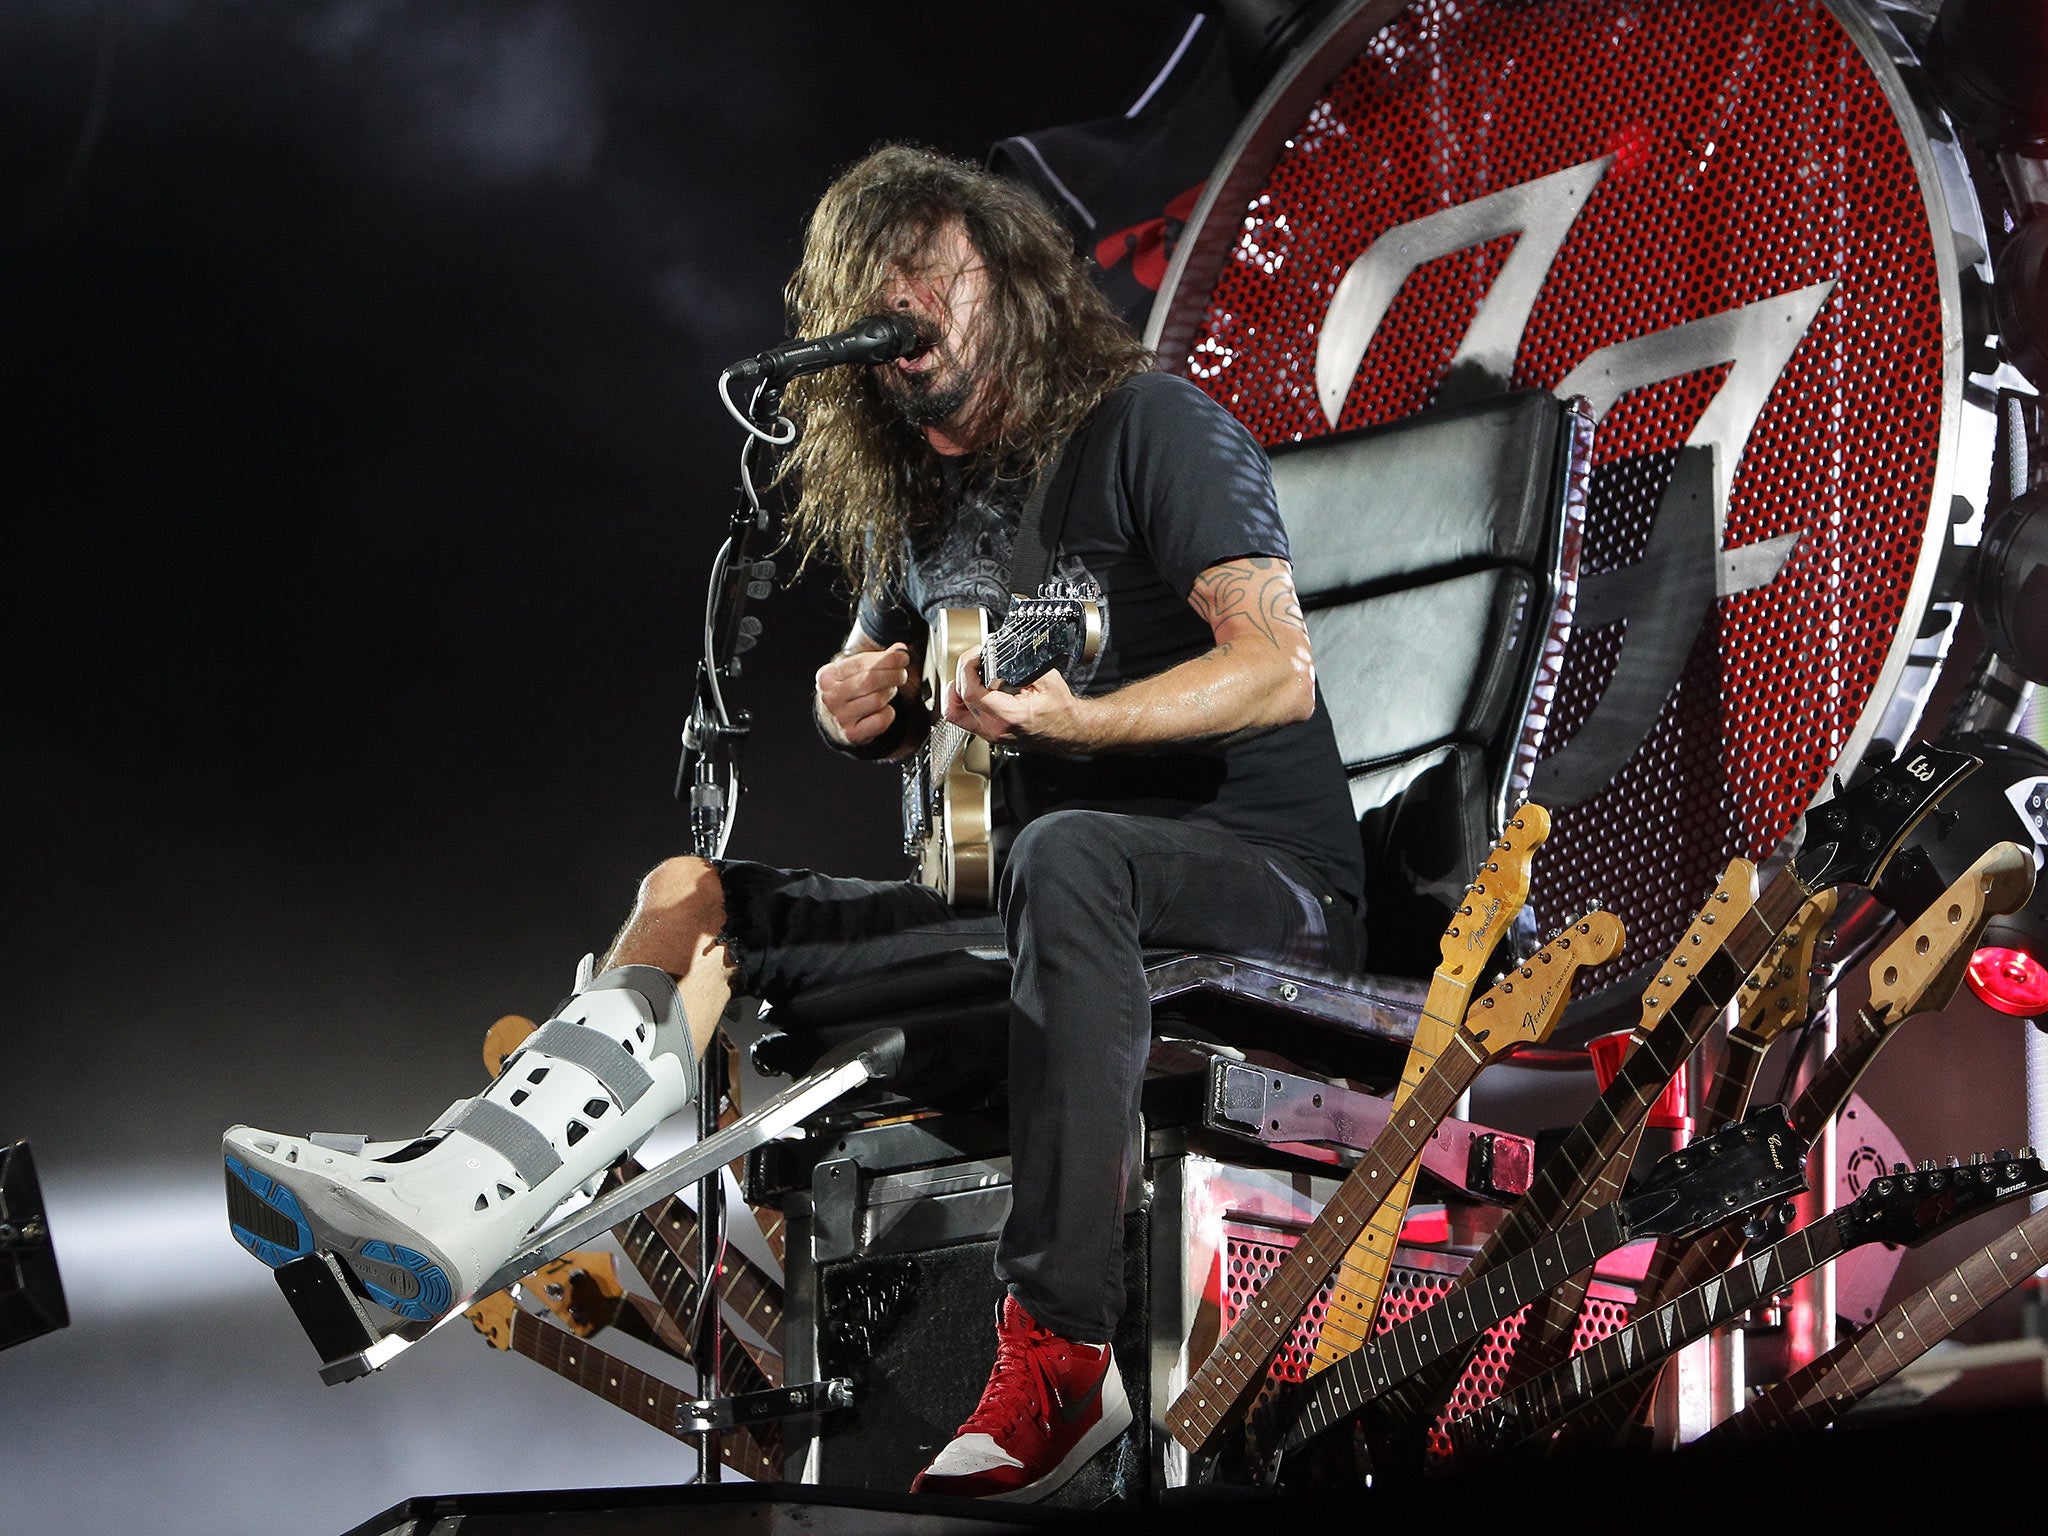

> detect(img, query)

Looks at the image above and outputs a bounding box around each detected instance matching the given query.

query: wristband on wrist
[817,692,923,761]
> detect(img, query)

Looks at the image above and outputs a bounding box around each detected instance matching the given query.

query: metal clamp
[1204,1059,1534,1202]
[677,1377,854,1434]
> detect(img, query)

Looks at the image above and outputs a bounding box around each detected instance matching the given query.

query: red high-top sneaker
[911,1296,1132,1501]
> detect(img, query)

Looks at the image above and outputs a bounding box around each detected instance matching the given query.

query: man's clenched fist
[815,641,919,751]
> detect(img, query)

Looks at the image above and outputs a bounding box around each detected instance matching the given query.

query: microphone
[727,313,924,385]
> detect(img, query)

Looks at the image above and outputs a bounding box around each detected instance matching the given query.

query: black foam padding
[1268,389,1564,599]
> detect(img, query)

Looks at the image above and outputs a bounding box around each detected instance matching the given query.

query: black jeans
[717,809,1360,1342]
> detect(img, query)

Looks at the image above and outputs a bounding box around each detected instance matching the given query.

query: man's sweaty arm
[815,623,929,760]
[943,555,1315,752]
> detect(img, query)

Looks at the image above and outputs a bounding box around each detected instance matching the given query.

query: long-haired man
[224,145,1365,1502]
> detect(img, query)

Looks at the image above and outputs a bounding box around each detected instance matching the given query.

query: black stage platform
[342,1405,2048,1534]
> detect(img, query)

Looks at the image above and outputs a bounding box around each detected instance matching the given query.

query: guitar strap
[1005,400,1105,599]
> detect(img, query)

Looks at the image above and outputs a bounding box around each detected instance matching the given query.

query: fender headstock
[1639,858,1761,1027]
[465,1290,521,1351]
[1469,911,1626,1057]
[522,1252,626,1338]
[1866,841,2037,1022]
[1734,890,1838,1046]
[1440,803,1552,984]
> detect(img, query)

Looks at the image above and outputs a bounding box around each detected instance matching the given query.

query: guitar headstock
[1866,841,2037,1022]
[522,1251,625,1338]
[1623,1104,1809,1240]
[1640,858,1761,1026]
[465,1290,520,1351]
[1793,744,1979,896]
[1440,803,1553,981]
[483,1014,538,1079]
[1733,890,1838,1046]
[1467,911,1626,1056]
[1839,1150,2048,1249]
[987,594,1100,690]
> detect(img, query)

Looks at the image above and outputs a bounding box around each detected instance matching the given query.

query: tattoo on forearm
[1190,556,1310,649]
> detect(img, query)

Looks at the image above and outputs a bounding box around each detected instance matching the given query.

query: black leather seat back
[1269,390,1590,972]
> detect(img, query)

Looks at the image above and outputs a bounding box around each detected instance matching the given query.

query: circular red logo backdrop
[1159,0,1956,995]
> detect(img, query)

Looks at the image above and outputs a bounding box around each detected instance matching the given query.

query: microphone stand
[677,380,789,859]
[673,373,787,1484]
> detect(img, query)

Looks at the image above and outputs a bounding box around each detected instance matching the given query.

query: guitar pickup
[1204,1059,1533,1203]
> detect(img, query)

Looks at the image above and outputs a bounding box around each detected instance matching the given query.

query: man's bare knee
[635,856,726,928]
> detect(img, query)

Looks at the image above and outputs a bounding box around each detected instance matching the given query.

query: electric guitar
[900,585,1101,906]
[1272,1103,1811,1459]
[1368,742,1978,1443]
[1167,900,1625,1455]
[1456,1147,2048,1458]
[1308,804,1552,1372]
[1708,1200,2048,1443]
[466,1255,782,1478]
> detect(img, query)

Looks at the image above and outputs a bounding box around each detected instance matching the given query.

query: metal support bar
[301,1051,881,1384]
[1202,1058,1535,1201]
[693,1044,728,1484]
[677,1377,854,1435]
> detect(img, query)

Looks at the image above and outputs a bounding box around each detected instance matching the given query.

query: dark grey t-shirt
[858,371,1364,908]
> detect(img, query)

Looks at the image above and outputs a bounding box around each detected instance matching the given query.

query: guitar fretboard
[1711,1205,2048,1442]
[1282,1206,1629,1451]
[615,1195,784,1391]
[1461,1209,1851,1454]
[505,1305,782,1477]
[1374,874,1804,1432]
[1169,1024,1490,1452]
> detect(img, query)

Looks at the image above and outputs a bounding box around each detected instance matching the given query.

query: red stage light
[1966,945,2048,1018]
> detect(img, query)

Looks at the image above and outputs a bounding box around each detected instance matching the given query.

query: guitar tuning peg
[1917,1160,1936,1172]
[2022,1146,2037,1161]
[1971,1152,1990,1165]
[1891,1161,1910,1175]
[1947,1156,1962,1169]
[1996,1148,2014,1161]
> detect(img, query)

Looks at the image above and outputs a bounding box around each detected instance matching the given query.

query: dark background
[2,5,2039,1533]
[0,5,1189,1531]
[4,0,1190,1163]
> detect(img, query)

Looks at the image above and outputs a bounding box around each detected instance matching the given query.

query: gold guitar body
[917,607,997,909]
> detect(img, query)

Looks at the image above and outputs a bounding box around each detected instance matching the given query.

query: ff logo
[1316,153,1834,807]
[1163,0,1953,992]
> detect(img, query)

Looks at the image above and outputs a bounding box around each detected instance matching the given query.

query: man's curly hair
[777,144,1151,601]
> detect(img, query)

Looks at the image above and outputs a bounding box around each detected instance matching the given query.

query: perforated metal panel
[1221,1228,1630,1456]
[1153,0,1961,1002]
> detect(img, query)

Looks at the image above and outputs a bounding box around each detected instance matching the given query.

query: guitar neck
[1284,1205,1630,1451]
[1474,1210,1850,1452]
[1169,1024,1491,1453]
[1722,1204,2048,1441]
[1310,999,1469,1366]
[615,1198,785,1390]
[505,1305,782,1478]
[1787,1002,1894,1145]
[1504,1124,1646,1388]
[1484,877,1803,1271]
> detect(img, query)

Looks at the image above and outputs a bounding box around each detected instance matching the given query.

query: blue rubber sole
[224,1155,453,1323]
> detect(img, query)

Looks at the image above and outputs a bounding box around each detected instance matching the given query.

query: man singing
[224,144,1364,1502]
